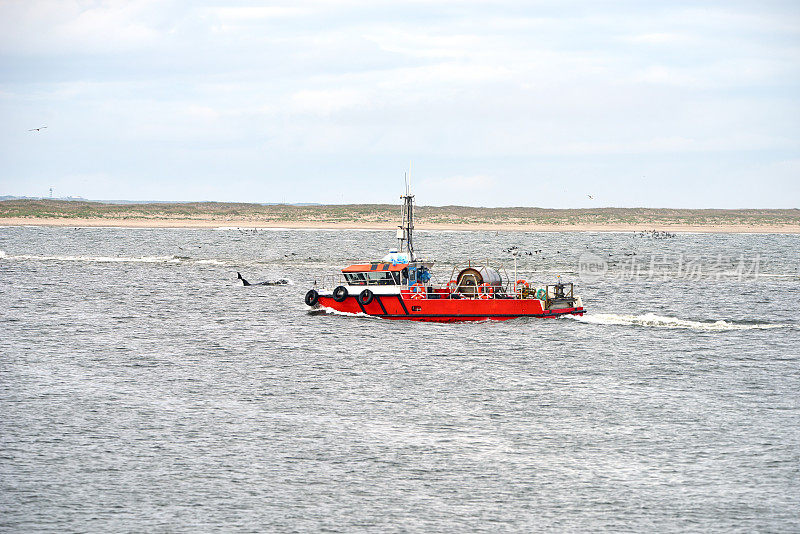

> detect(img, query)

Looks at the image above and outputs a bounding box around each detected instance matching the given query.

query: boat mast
[398,173,415,261]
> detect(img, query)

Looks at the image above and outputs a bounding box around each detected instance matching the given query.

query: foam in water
[567,312,788,331]
[314,305,380,319]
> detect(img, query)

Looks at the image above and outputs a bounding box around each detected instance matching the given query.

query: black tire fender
[333,285,348,302]
[304,289,319,306]
[358,289,374,305]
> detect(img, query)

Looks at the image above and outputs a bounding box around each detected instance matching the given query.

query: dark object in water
[237,272,289,286]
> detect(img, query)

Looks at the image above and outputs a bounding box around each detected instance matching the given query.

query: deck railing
[312,275,574,303]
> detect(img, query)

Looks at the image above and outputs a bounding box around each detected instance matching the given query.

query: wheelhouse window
[344,271,396,285]
[367,271,394,285]
[344,273,367,285]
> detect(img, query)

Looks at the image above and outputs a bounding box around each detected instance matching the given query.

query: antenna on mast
[398,169,416,261]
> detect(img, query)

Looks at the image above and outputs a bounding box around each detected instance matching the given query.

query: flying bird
[587,195,594,200]
[28,126,47,132]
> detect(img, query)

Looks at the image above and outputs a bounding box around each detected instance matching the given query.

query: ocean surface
[1,225,799,532]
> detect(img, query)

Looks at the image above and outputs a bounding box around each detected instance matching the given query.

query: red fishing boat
[304,192,585,322]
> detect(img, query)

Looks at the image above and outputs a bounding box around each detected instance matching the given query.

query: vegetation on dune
[1,199,798,227]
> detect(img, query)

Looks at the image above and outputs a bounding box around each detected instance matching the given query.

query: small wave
[567,313,790,331]
[0,253,243,266]
[752,273,800,279]
[2,254,182,263]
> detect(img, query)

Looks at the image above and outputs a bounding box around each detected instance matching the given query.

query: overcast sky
[1,1,798,207]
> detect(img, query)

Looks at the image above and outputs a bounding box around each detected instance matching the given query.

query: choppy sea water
[1,225,799,533]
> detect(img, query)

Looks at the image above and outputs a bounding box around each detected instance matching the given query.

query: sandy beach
[2,217,799,233]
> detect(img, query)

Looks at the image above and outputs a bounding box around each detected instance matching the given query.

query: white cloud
[633,57,797,89]
[621,32,693,45]
[0,0,166,54]
[203,6,312,20]
[289,88,366,115]
[633,65,700,87]
[1,0,798,206]
[364,29,484,60]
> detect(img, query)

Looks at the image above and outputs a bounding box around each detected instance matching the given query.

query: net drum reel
[456,266,502,298]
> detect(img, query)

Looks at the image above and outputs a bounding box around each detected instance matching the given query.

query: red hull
[315,294,585,323]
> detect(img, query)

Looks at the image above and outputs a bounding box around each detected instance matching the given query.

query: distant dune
[1,199,798,233]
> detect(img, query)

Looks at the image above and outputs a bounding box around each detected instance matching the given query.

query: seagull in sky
[587,194,594,200]
[28,126,47,132]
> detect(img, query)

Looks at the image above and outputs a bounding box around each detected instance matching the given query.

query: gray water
[1,226,799,532]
